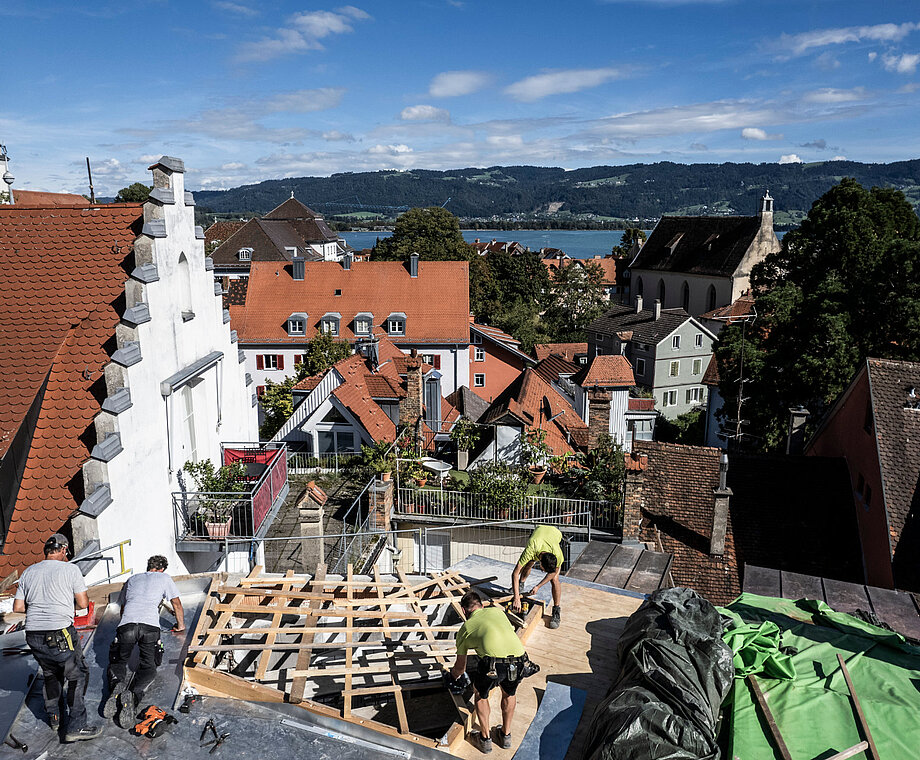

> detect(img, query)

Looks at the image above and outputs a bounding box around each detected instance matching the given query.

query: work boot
[548,605,561,629]
[493,727,512,749]
[102,682,126,719]
[64,724,103,742]
[474,730,493,753]
[117,691,138,729]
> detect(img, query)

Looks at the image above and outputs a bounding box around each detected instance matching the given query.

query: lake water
[344,229,646,259]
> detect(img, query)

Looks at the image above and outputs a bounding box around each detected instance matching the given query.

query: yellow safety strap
[61,627,74,651]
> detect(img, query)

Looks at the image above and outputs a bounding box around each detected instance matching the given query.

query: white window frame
[692,358,702,375]
[322,320,339,336]
[669,360,679,377]
[663,390,678,407]
[238,247,252,261]
[672,335,681,350]
[686,387,702,404]
[472,332,482,344]
[287,318,305,336]
[181,384,198,462]
[473,373,485,388]
[388,319,405,336]
[263,354,279,370]
[355,317,371,335]
[694,333,704,348]
[595,332,605,341]
[636,357,646,376]
[474,347,486,362]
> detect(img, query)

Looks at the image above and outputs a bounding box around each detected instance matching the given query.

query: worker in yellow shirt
[511,524,564,629]
[447,591,537,753]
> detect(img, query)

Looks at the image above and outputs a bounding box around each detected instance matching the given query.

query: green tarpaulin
[721,593,920,759]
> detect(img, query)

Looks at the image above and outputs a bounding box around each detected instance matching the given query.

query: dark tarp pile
[583,587,734,760]
[722,593,920,758]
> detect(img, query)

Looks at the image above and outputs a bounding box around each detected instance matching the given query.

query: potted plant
[182,459,247,537]
[362,440,395,482]
[449,418,481,471]
[405,461,428,488]
[467,462,529,520]
[522,429,551,484]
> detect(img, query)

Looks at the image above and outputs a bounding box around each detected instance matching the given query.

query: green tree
[611,227,646,256]
[300,332,351,376]
[655,409,706,445]
[114,182,152,203]
[715,178,920,450]
[571,434,625,502]
[372,207,473,261]
[543,260,608,342]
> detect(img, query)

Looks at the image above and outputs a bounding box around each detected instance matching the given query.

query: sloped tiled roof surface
[700,292,756,323]
[482,368,588,454]
[0,203,141,572]
[205,220,246,247]
[331,355,398,442]
[867,358,920,587]
[472,322,520,347]
[634,441,862,605]
[222,278,249,309]
[533,343,588,362]
[446,386,490,423]
[230,260,470,344]
[702,355,720,386]
[571,355,635,388]
[589,303,691,345]
[631,215,763,277]
[533,355,581,386]
[12,190,91,207]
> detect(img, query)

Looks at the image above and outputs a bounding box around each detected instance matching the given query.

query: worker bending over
[13,533,102,742]
[448,591,537,753]
[511,524,564,629]
[103,555,185,728]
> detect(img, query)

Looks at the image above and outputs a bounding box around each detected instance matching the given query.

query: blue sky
[4,0,920,195]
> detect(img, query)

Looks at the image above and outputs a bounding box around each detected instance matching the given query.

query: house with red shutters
[229,252,471,407]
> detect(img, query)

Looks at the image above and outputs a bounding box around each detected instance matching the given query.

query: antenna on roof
[86,157,96,204]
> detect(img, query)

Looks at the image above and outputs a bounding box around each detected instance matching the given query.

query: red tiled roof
[541,256,620,285]
[571,355,635,387]
[12,190,91,207]
[700,292,756,324]
[628,398,655,411]
[205,220,246,247]
[471,322,520,347]
[533,355,581,386]
[365,375,404,398]
[332,356,398,442]
[230,260,470,344]
[0,204,142,573]
[533,343,588,362]
[702,355,720,385]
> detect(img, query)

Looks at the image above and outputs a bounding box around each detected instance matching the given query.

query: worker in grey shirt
[102,555,184,728]
[13,533,102,742]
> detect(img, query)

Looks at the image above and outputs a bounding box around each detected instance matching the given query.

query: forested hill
[193,159,920,225]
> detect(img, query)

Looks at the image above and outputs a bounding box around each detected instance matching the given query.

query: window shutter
[434,355,441,369]
[278,355,285,370]
[256,355,264,370]
[257,385,266,397]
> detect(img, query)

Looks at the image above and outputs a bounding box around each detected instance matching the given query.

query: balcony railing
[287,450,361,474]
[173,442,288,546]
[395,488,620,530]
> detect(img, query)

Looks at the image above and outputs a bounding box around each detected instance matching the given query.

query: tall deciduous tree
[611,227,646,256]
[372,206,473,261]
[715,178,920,450]
[114,183,152,203]
[543,260,608,342]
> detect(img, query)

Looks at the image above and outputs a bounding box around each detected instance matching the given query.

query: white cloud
[400,105,451,122]
[368,144,412,155]
[779,153,803,164]
[741,127,782,140]
[322,130,356,142]
[868,52,878,62]
[486,135,524,147]
[429,70,490,97]
[236,6,370,63]
[802,87,867,103]
[832,155,848,161]
[505,68,622,102]
[591,100,784,139]
[882,52,920,74]
[814,52,841,70]
[263,88,344,113]
[212,1,258,16]
[221,161,246,170]
[776,22,920,57]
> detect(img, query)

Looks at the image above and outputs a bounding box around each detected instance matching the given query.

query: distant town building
[629,193,780,317]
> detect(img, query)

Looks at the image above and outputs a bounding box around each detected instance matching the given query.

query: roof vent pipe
[653,299,661,320]
[409,252,419,278]
[635,295,643,314]
[292,257,305,281]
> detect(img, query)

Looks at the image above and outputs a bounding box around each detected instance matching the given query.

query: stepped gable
[0,203,142,571]
[631,215,762,277]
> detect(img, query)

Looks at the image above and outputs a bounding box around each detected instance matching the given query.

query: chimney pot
[711,452,732,555]
[343,252,353,270]
[409,252,419,278]
[635,295,643,314]
[653,299,661,320]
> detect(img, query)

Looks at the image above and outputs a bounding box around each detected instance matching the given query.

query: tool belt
[481,653,538,682]
[40,628,75,652]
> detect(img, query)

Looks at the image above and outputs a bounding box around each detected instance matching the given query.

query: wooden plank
[825,743,870,760]
[566,541,615,583]
[290,662,446,678]
[215,584,473,607]
[344,564,354,719]
[189,640,458,653]
[210,604,429,619]
[256,571,297,682]
[624,550,671,595]
[742,564,782,598]
[198,624,461,635]
[747,675,793,760]
[836,654,881,760]
[289,564,328,705]
[865,585,920,640]
[823,578,872,615]
[375,566,409,735]
[186,575,220,666]
[192,565,262,666]
[780,570,824,601]
[594,544,642,589]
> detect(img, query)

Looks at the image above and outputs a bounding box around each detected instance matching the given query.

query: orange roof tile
[571,355,635,388]
[230,260,469,345]
[12,190,91,207]
[700,292,756,324]
[702,355,720,386]
[0,204,142,573]
[533,343,588,362]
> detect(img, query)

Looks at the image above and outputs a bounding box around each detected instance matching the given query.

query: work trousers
[25,625,89,730]
[107,622,162,700]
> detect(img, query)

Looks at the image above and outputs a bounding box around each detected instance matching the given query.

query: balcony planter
[380,471,392,482]
[529,466,547,484]
[414,477,428,488]
[205,517,233,538]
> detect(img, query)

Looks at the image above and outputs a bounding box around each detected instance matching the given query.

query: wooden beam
[344,564,354,720]
[376,566,409,735]
[192,565,262,666]
[186,575,220,667]
[188,640,458,653]
[288,564,328,705]
[255,571,297,682]
[747,675,793,760]
[215,585,473,607]
[198,624,461,636]
[209,604,428,619]
[836,654,881,760]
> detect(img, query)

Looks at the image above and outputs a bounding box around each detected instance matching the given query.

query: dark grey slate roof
[446,385,490,422]
[631,215,763,277]
[589,303,691,345]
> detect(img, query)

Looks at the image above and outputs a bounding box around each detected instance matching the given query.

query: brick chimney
[587,388,612,449]
[785,406,811,455]
[622,451,648,543]
[710,452,732,556]
[399,349,424,432]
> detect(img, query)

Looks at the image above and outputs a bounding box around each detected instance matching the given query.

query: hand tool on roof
[836,654,881,760]
[3,734,27,752]
[179,693,201,713]
[133,705,177,738]
[200,717,230,753]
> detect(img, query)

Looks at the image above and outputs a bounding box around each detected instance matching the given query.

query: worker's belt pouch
[44,629,72,652]
[155,640,164,667]
[520,654,540,680]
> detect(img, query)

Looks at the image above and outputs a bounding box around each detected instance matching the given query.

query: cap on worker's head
[44,533,69,555]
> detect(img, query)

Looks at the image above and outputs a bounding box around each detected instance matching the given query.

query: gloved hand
[443,671,471,695]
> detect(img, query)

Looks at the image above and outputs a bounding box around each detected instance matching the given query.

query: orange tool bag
[133,705,177,738]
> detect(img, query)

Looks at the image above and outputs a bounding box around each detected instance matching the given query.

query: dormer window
[387,312,406,336]
[321,312,341,336]
[287,312,307,336]
[354,312,374,336]
[238,247,253,261]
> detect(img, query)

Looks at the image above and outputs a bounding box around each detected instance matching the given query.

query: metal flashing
[246,372,253,386]
[111,341,142,367]
[91,432,123,462]
[238,349,246,363]
[195,225,205,240]
[70,538,102,575]
[79,484,113,517]
[148,155,186,173]
[184,191,196,206]
[130,263,160,283]
[101,387,132,414]
[149,187,176,205]
[252,393,258,407]
[142,219,168,238]
[122,303,151,326]
[223,309,231,324]
[160,350,223,397]
[204,256,214,271]
[230,330,238,343]
[214,281,223,295]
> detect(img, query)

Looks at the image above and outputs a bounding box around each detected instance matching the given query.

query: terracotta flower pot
[415,477,428,488]
[205,517,232,538]
[529,466,547,484]
[381,471,392,482]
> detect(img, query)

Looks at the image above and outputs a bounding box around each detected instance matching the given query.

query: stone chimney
[622,451,649,543]
[399,349,424,433]
[785,406,811,455]
[586,388,612,449]
[635,294,643,314]
[710,452,732,556]
[653,299,661,320]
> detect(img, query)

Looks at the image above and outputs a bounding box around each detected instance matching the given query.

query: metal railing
[173,442,288,544]
[395,488,619,529]
[72,539,133,586]
[287,450,362,474]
